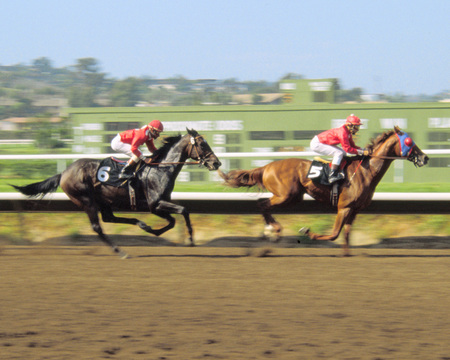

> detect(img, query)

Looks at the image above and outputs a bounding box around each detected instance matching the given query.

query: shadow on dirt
[39,234,450,249]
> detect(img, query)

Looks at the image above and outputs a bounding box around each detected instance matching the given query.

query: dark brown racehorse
[12,128,221,258]
[219,127,428,256]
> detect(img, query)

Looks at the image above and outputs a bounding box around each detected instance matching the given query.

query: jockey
[310,114,370,183]
[111,119,164,179]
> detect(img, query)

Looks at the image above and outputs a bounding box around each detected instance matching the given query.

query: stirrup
[328,173,344,183]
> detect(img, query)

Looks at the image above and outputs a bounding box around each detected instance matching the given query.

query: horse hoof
[138,221,150,231]
[298,227,310,235]
[263,224,275,237]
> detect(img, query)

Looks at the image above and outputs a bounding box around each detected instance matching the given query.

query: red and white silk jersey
[119,126,157,158]
[317,125,360,154]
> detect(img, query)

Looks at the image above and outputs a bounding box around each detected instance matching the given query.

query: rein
[147,161,200,166]
[146,135,209,166]
[349,154,402,182]
[349,135,415,181]
[369,155,407,160]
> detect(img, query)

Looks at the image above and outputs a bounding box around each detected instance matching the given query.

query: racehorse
[12,128,221,258]
[219,127,428,256]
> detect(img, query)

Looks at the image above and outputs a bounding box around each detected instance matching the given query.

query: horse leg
[85,207,128,259]
[258,198,281,240]
[100,204,180,246]
[302,207,353,251]
[342,212,358,256]
[258,194,294,241]
[141,200,193,245]
[100,206,146,227]
[63,191,128,258]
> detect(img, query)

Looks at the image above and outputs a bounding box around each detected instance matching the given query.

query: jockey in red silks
[310,114,370,183]
[111,119,164,179]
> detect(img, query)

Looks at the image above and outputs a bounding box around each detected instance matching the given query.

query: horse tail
[11,174,62,198]
[218,168,266,190]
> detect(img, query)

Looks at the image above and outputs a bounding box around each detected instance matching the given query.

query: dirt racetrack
[1,238,450,360]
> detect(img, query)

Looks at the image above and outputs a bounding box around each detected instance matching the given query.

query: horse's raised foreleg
[85,207,128,259]
[141,200,193,245]
[301,207,353,255]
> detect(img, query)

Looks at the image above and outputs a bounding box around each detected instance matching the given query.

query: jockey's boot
[328,164,344,183]
[119,159,137,179]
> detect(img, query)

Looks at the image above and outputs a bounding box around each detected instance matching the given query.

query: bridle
[368,134,420,166]
[350,133,420,181]
[186,135,214,167]
[370,152,420,165]
[147,135,212,166]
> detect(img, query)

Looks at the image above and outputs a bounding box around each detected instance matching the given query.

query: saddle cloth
[307,159,347,186]
[96,157,128,188]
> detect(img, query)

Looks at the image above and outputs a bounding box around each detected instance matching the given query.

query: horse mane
[151,135,183,161]
[366,129,397,153]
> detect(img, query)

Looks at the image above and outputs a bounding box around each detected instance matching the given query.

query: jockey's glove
[357,148,370,156]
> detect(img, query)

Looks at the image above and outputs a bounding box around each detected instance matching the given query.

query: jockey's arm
[146,139,157,153]
[130,139,145,162]
[338,132,360,154]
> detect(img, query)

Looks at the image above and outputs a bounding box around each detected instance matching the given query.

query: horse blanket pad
[96,157,128,188]
[307,160,346,186]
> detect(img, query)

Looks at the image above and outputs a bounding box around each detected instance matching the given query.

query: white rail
[0,149,449,160]
[1,192,449,201]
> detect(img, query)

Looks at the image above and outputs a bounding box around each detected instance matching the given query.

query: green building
[68,79,449,184]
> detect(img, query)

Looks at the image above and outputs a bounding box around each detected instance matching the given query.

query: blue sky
[1,0,449,95]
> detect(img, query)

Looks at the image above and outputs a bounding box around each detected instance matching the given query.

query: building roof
[232,93,284,105]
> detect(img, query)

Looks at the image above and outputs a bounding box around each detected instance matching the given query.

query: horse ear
[186,128,198,136]
[394,126,401,133]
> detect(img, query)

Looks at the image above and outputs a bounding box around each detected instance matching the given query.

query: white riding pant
[111,134,139,161]
[310,136,346,166]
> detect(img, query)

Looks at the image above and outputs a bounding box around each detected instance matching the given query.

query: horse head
[393,126,429,167]
[369,126,428,167]
[186,128,222,170]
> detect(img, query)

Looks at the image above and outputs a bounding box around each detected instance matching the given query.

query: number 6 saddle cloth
[95,157,129,188]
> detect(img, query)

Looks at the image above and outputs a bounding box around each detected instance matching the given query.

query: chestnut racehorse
[219,127,428,255]
[13,128,221,258]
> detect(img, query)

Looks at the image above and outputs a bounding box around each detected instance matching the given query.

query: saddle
[307,158,348,207]
[95,157,141,210]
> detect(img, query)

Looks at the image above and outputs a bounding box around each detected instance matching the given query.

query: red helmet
[149,119,164,132]
[346,114,362,126]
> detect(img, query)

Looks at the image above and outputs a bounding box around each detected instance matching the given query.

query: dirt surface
[1,238,450,360]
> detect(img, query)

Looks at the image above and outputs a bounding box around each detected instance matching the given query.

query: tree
[336,87,363,103]
[75,57,100,74]
[252,94,263,104]
[281,73,303,80]
[110,77,141,107]
[32,57,53,74]
[73,58,105,93]
[67,87,96,107]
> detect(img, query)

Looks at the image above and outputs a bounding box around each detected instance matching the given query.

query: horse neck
[151,136,190,179]
[140,137,190,191]
[165,136,190,164]
[362,135,398,186]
